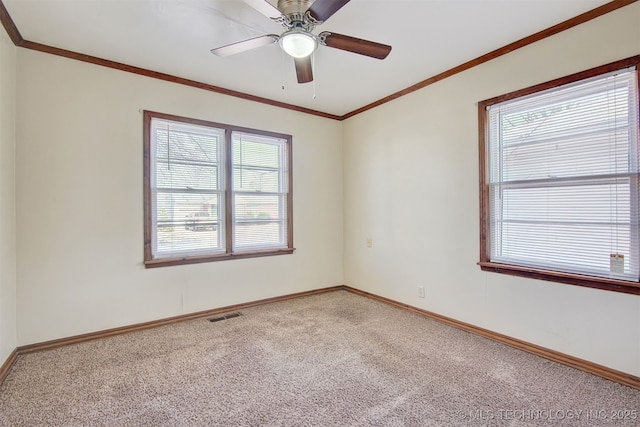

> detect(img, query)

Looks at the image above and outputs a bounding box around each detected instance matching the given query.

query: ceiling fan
[210,0,392,84]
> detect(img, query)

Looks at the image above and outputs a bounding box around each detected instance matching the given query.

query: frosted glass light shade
[280,30,317,58]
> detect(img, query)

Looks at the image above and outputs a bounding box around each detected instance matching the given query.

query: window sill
[145,248,296,268]
[478,261,640,295]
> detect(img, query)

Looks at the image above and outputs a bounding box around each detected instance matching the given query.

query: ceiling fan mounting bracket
[317,31,330,45]
[270,15,290,26]
[304,11,323,26]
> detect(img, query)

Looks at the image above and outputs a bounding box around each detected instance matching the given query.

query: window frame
[478,56,640,295]
[143,111,294,268]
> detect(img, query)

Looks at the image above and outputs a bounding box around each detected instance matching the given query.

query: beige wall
[0,27,17,362]
[15,50,343,344]
[343,3,640,376]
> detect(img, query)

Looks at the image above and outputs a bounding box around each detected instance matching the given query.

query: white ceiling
[3,0,612,116]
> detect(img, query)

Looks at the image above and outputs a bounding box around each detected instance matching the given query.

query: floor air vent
[208,312,242,322]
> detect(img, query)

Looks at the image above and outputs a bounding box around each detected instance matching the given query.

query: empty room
[0,0,639,425]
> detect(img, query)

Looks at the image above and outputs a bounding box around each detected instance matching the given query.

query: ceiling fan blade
[211,34,279,57]
[294,57,313,83]
[319,32,391,60]
[307,0,350,22]
[243,0,283,19]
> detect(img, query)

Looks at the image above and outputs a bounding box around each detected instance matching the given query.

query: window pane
[500,84,631,148]
[151,117,226,259]
[491,73,638,183]
[497,180,631,223]
[491,179,635,277]
[232,133,286,193]
[233,167,279,192]
[234,193,287,249]
[231,131,289,251]
[155,192,224,256]
[156,162,218,190]
[496,222,632,274]
[155,127,219,164]
[499,128,631,182]
[233,136,280,169]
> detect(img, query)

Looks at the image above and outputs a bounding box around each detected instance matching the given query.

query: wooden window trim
[478,55,640,295]
[143,110,294,268]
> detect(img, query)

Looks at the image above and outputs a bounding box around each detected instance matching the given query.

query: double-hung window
[143,111,293,267]
[479,56,640,294]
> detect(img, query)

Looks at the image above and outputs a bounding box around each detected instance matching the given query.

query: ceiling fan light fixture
[279,29,317,58]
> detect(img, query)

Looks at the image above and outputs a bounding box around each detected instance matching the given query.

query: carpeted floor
[0,290,638,426]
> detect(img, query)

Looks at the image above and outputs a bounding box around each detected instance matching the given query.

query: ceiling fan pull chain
[281,48,286,91]
[312,52,316,99]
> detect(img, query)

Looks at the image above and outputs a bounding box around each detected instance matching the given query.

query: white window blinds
[150,118,225,258]
[232,132,289,251]
[487,68,640,281]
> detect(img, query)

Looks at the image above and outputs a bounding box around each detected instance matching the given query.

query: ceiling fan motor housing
[277,0,314,16]
[277,0,315,20]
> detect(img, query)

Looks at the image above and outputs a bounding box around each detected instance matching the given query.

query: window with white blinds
[479,57,640,292]
[232,133,289,251]
[144,112,293,267]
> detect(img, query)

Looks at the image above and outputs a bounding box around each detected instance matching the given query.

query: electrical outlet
[418,286,425,298]
[366,237,373,248]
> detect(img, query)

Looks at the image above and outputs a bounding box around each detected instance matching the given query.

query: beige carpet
[0,290,638,426]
